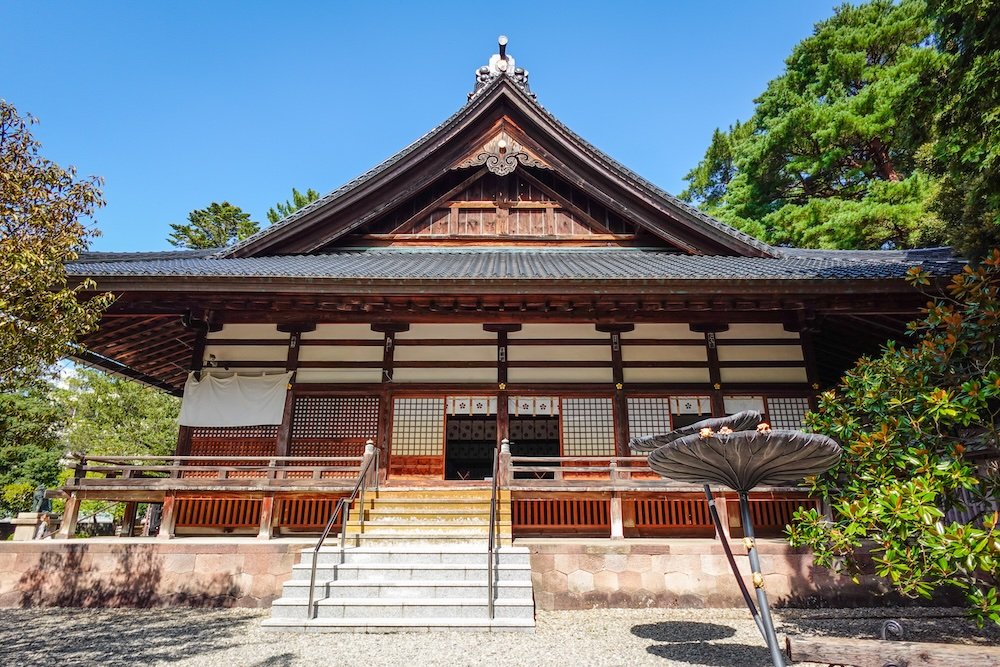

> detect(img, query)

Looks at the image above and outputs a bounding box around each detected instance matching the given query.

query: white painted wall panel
[621,346,707,362]
[203,345,284,363]
[622,367,712,383]
[392,367,497,383]
[397,323,495,340]
[209,324,284,340]
[508,345,611,362]
[298,346,384,363]
[307,324,383,340]
[508,367,613,383]
[394,345,495,362]
[508,323,607,339]
[720,367,808,383]
[717,324,799,340]
[295,369,382,383]
[717,345,804,362]
[624,324,704,340]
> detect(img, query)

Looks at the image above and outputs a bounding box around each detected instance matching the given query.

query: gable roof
[221,76,777,259]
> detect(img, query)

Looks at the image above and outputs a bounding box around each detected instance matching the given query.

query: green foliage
[57,368,179,457]
[266,187,320,224]
[0,380,65,517]
[167,201,259,249]
[0,100,113,391]
[928,0,1000,259]
[788,253,1000,624]
[682,0,951,249]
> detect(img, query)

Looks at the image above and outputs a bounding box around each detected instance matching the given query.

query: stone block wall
[524,539,887,611]
[0,539,309,608]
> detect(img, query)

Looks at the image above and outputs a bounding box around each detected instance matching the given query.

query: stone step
[271,597,535,621]
[346,521,509,534]
[342,534,511,546]
[261,617,534,633]
[355,506,510,517]
[287,561,532,583]
[305,545,530,567]
[369,489,506,499]
[281,579,534,600]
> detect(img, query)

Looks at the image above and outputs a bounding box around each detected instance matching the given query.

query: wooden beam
[274,330,302,459]
[610,330,630,458]
[515,168,616,235]
[389,167,489,235]
[705,332,725,416]
[784,633,1000,667]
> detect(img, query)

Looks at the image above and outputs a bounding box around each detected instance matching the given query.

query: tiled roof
[220,78,776,258]
[69,246,964,282]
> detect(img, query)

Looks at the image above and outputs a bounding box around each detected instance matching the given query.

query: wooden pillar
[485,324,520,450]
[597,324,634,457]
[257,494,276,540]
[157,493,177,539]
[173,318,211,460]
[789,313,822,410]
[56,492,80,539]
[275,324,313,459]
[373,323,409,481]
[120,502,138,537]
[691,323,729,417]
[713,490,733,539]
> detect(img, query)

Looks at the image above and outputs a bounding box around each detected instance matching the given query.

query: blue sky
[3,1,835,252]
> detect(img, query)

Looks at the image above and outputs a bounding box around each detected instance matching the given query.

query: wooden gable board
[224,78,776,258]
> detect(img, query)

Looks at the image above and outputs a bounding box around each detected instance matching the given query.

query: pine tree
[167,201,259,249]
[266,187,321,224]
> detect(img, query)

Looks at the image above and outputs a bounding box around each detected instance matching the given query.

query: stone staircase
[262,488,535,632]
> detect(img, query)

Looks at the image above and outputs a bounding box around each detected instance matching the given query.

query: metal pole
[703,484,765,640]
[739,492,786,667]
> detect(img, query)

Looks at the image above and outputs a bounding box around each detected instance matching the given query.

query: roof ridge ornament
[470,35,533,99]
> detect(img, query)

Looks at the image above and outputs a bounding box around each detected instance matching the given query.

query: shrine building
[59,37,960,544]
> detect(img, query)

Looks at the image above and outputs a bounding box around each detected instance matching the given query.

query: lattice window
[627,397,672,442]
[391,397,445,456]
[766,397,810,430]
[292,396,379,439]
[561,397,615,456]
[190,425,278,439]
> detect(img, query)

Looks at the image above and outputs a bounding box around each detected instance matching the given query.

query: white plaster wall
[621,346,708,362]
[622,368,712,384]
[720,367,808,383]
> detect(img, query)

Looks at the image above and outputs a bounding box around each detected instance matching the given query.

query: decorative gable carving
[453,129,550,176]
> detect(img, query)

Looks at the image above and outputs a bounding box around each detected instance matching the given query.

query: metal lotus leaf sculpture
[647,428,842,492]
[629,410,764,452]
[635,410,841,667]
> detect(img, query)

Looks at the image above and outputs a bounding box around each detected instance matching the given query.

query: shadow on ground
[632,621,769,666]
[0,608,262,666]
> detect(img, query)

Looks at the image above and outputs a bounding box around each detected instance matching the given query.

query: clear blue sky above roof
[3,1,834,252]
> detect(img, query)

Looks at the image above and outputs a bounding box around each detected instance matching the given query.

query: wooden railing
[64,454,366,488]
[509,455,670,486]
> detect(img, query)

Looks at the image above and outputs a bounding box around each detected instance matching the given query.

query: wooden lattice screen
[389,397,445,476]
[728,497,821,538]
[277,496,347,530]
[628,497,714,537]
[511,498,611,536]
[289,396,379,478]
[176,497,261,528]
[187,425,278,478]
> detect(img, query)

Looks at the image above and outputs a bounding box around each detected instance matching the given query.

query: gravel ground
[2,606,997,667]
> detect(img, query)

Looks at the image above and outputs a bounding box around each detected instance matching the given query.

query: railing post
[609,491,624,540]
[499,439,511,486]
[258,494,276,540]
[157,493,177,539]
[362,440,376,488]
[55,492,80,539]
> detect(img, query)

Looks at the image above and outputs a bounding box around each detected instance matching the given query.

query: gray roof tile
[69,247,964,282]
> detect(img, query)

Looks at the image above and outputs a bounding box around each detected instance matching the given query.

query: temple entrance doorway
[444,396,498,481]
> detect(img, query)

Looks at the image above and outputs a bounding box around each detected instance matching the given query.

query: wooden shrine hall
[60,37,962,542]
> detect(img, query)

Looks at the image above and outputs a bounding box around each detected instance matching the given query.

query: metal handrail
[306,444,379,619]
[486,443,501,620]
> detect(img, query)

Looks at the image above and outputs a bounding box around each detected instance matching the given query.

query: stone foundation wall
[524,539,886,611]
[0,538,310,608]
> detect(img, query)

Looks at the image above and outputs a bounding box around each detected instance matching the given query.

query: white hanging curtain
[178,372,293,427]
